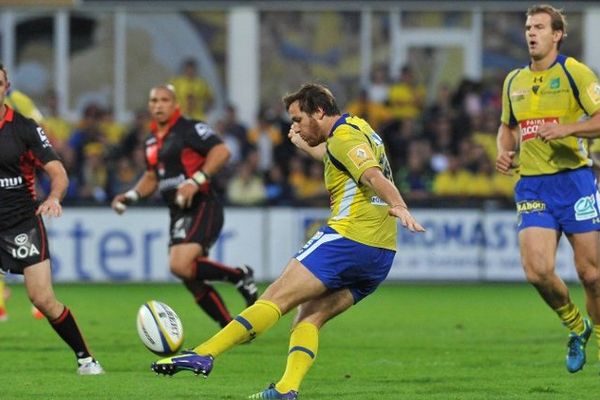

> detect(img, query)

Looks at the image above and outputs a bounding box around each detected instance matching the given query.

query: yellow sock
[555,303,585,335]
[194,299,281,357]
[0,276,5,310]
[595,325,600,361]
[276,322,319,394]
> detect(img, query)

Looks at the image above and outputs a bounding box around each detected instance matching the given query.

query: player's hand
[537,122,570,141]
[176,180,199,208]
[388,206,425,233]
[111,194,128,215]
[288,127,307,148]
[36,197,62,218]
[495,150,517,175]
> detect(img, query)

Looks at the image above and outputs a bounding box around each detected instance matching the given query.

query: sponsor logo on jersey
[347,143,374,168]
[11,233,39,259]
[574,195,598,221]
[586,81,600,105]
[516,200,546,214]
[518,117,559,142]
[171,218,186,239]
[370,196,387,206]
[510,89,527,102]
[0,176,24,189]
[550,77,560,89]
[158,174,185,192]
[36,127,51,148]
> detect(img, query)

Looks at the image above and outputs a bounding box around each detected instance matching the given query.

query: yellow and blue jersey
[4,90,43,123]
[501,54,600,176]
[324,114,397,251]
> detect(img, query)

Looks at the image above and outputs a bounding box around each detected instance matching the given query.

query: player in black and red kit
[0,63,103,374]
[111,84,258,328]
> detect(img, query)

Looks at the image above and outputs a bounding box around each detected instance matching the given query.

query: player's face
[525,13,561,61]
[288,101,325,147]
[148,87,178,124]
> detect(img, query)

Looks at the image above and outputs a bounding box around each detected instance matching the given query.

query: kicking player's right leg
[152,259,327,376]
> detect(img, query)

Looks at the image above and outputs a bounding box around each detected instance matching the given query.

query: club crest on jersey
[518,117,559,142]
[574,195,598,221]
[550,77,560,89]
[347,143,374,168]
[587,82,600,105]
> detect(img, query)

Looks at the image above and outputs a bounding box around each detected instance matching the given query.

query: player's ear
[5,80,10,91]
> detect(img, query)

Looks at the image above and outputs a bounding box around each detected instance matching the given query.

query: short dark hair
[282,83,340,116]
[0,62,7,81]
[527,4,567,49]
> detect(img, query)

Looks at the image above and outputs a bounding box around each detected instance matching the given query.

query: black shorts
[168,197,224,254]
[0,215,51,275]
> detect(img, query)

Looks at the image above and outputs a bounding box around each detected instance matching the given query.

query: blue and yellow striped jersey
[324,114,397,251]
[501,55,600,176]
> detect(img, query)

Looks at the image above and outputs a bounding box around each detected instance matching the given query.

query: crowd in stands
[21,59,528,208]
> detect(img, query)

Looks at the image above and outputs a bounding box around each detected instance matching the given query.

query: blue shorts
[294,226,396,303]
[515,167,600,234]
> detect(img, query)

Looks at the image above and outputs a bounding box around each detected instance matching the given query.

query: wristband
[191,171,209,186]
[124,189,140,204]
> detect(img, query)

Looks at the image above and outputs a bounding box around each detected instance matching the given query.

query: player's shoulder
[11,109,38,129]
[561,55,595,75]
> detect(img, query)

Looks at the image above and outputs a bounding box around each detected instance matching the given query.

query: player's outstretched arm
[111,170,158,214]
[538,111,600,140]
[360,167,425,233]
[37,160,68,217]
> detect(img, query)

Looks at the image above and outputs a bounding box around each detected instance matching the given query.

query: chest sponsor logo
[11,233,39,259]
[550,77,560,89]
[510,89,527,102]
[518,117,558,142]
[0,176,24,189]
[586,81,600,105]
[574,195,598,221]
[347,143,374,169]
[517,200,546,214]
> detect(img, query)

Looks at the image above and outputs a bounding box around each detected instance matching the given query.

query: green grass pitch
[0,282,597,399]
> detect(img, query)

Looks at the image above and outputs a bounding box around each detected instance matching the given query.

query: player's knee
[28,291,56,312]
[577,266,600,289]
[169,262,192,280]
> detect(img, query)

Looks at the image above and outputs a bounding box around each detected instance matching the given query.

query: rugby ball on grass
[136,300,184,356]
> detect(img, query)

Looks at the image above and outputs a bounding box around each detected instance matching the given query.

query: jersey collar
[150,108,182,137]
[328,113,349,137]
[0,105,14,130]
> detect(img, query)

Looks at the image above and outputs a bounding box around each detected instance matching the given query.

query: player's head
[283,83,340,117]
[148,84,178,124]
[283,83,341,147]
[526,4,567,51]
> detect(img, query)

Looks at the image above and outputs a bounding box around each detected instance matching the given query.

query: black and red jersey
[144,110,223,208]
[0,107,59,229]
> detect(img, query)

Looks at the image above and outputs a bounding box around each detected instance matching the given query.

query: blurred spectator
[226,155,267,206]
[79,142,109,202]
[346,88,392,132]
[264,164,294,205]
[394,145,434,200]
[223,103,251,156]
[295,161,328,206]
[169,58,213,120]
[41,90,72,152]
[247,107,283,173]
[99,108,126,146]
[368,65,390,104]
[68,103,105,184]
[432,154,472,196]
[119,109,150,158]
[388,65,426,121]
[467,157,495,197]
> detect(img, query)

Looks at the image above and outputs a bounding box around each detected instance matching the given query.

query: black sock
[195,258,243,283]
[49,307,91,360]
[184,281,232,328]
